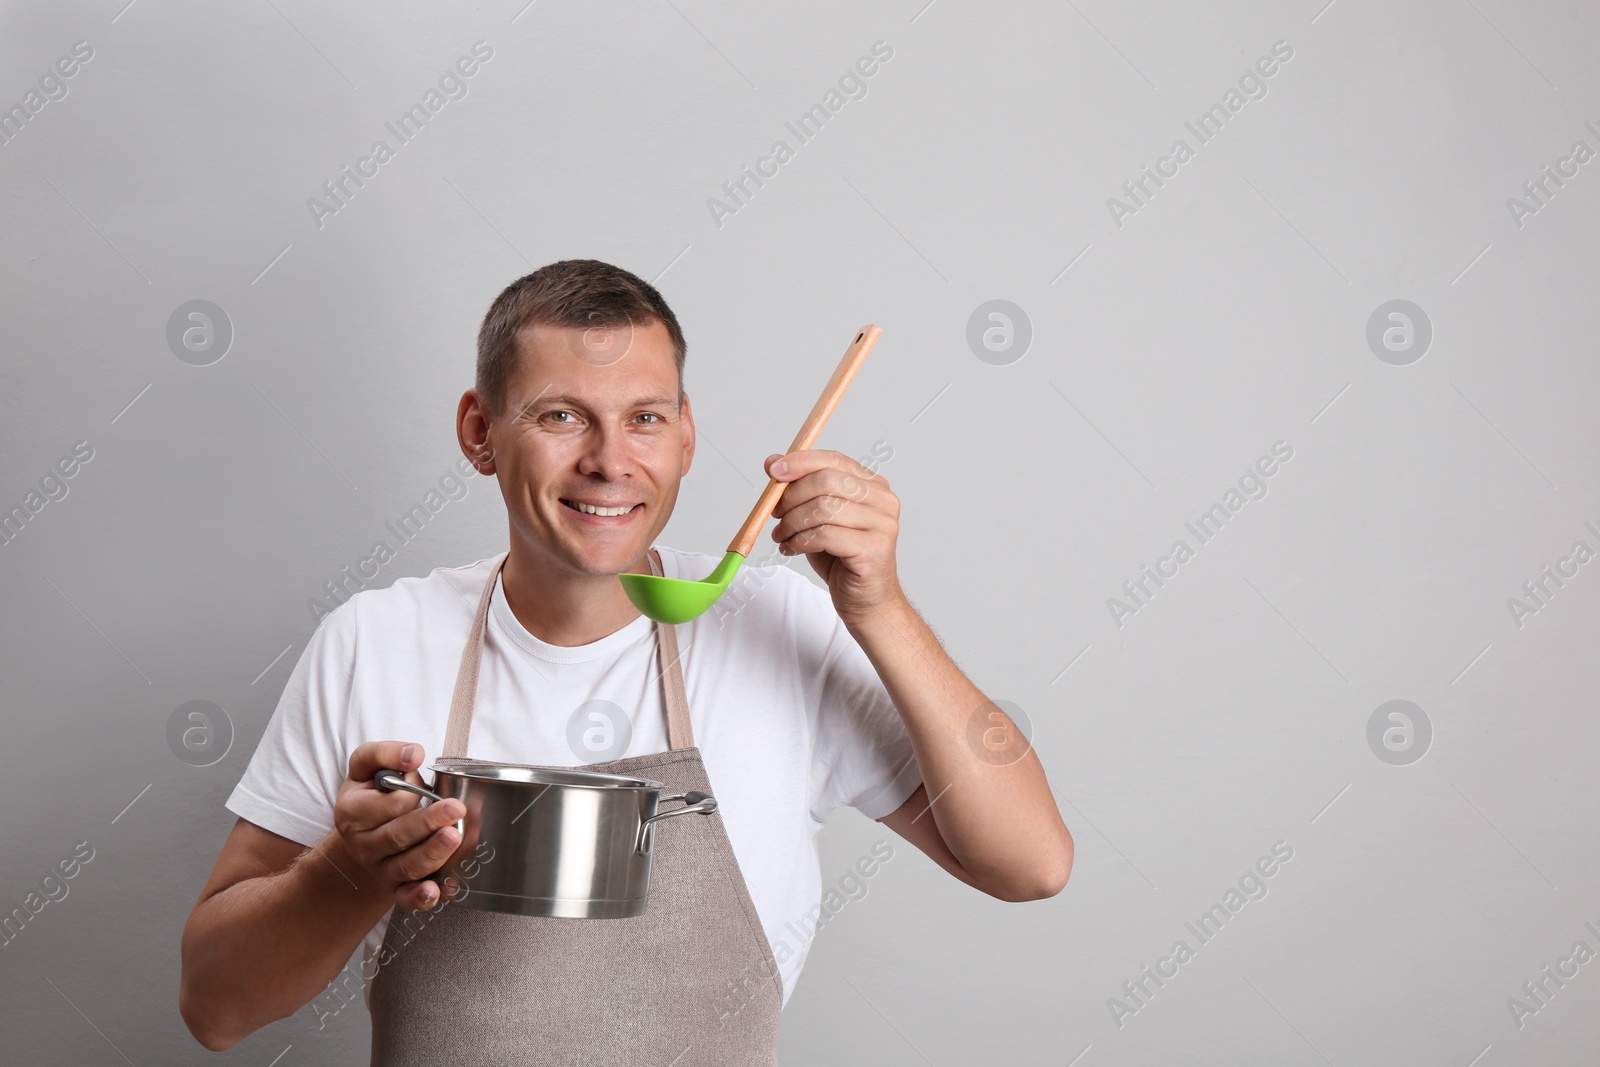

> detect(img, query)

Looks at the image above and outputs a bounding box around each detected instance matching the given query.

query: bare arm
[178,820,388,1049]
[178,741,466,1051]
[862,597,1073,901]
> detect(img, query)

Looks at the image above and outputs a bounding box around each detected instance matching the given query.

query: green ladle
[619,324,883,623]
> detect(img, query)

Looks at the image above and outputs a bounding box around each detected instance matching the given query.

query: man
[179,260,1072,1063]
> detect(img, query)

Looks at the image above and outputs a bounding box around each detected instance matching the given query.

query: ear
[679,391,695,476]
[457,389,496,475]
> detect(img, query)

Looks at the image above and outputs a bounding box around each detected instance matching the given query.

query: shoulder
[329,553,502,639]
[365,553,501,604]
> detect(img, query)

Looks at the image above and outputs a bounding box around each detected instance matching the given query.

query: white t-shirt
[225,545,923,1007]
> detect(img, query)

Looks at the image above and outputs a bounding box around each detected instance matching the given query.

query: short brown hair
[475,259,687,419]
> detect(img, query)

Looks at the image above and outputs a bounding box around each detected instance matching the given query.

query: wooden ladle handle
[727,324,883,558]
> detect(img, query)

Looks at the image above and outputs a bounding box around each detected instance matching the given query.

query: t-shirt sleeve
[224,599,359,847]
[788,573,923,825]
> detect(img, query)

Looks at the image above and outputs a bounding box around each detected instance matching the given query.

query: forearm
[180,831,392,1050]
[844,595,1072,896]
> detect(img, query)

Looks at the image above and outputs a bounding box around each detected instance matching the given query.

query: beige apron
[368,548,783,1066]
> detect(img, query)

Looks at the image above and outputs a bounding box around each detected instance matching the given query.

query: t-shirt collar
[488,569,655,664]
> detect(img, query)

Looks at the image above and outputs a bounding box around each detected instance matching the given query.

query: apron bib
[368,548,783,1066]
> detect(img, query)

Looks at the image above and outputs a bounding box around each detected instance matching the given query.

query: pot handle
[374,770,475,892]
[374,768,447,805]
[637,791,717,855]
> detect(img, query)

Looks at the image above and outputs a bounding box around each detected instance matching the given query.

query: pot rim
[428,761,664,791]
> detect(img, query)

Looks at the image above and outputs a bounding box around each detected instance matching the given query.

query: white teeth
[573,502,634,516]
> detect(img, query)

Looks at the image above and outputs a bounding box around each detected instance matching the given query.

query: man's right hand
[334,741,466,913]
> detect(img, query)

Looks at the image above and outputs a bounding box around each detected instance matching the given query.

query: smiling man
[179,259,1072,1065]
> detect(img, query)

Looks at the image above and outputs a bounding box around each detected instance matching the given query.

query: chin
[569,542,643,576]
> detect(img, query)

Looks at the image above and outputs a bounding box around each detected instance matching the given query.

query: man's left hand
[765,449,904,624]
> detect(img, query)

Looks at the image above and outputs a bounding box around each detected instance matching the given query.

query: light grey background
[2,0,1597,1063]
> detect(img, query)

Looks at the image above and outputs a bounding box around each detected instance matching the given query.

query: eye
[544,410,574,423]
[636,412,661,424]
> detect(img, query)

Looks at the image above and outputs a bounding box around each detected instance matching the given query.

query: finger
[772,498,888,544]
[379,822,464,884]
[342,741,443,833]
[395,878,441,913]
[766,448,857,484]
[368,796,467,857]
[771,467,887,521]
[348,740,425,785]
[779,523,878,561]
[336,771,438,838]
[340,771,459,836]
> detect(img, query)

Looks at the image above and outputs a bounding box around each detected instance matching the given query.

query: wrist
[309,829,392,907]
[839,586,916,637]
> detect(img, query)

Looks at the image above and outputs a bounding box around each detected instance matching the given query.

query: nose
[576,419,634,481]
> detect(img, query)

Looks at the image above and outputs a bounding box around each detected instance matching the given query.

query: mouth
[560,498,643,522]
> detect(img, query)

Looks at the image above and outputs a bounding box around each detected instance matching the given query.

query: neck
[499,536,654,647]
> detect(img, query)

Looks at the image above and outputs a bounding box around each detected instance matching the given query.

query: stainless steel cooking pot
[374,760,717,919]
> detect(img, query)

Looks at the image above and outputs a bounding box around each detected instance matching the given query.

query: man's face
[486,318,693,578]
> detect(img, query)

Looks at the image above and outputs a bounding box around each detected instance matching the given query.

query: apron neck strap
[651,549,697,753]
[441,548,694,759]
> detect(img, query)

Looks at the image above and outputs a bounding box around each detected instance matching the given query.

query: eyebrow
[517,392,679,413]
